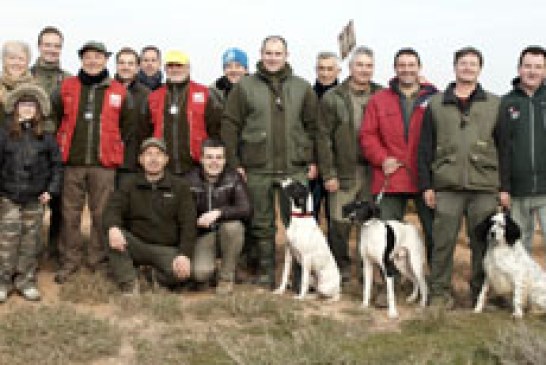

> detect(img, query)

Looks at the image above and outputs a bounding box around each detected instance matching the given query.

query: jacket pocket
[241,131,267,168]
[468,142,498,188]
[291,133,313,166]
[431,145,459,188]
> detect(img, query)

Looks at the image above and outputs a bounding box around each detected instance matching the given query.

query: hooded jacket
[360,79,437,194]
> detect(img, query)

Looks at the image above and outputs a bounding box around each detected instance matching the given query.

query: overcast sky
[2,0,544,94]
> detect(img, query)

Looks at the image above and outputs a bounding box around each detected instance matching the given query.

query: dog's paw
[512,311,524,320]
[473,307,483,314]
[294,294,306,300]
[272,288,285,295]
[406,294,418,303]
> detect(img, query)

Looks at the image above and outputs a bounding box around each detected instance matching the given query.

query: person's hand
[382,157,401,175]
[172,255,191,279]
[324,178,339,193]
[307,164,318,180]
[499,191,511,209]
[423,189,436,209]
[108,227,127,252]
[197,210,222,228]
[236,167,246,182]
[38,192,51,205]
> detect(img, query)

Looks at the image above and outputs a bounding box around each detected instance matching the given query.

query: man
[361,48,437,263]
[137,46,163,91]
[31,26,71,95]
[222,35,318,288]
[310,51,341,223]
[104,138,196,294]
[114,47,150,181]
[498,46,546,253]
[30,26,71,263]
[145,50,221,177]
[51,41,134,283]
[209,47,248,107]
[418,47,508,307]
[184,138,252,294]
[317,46,381,282]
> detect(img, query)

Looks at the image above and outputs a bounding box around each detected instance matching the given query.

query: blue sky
[3,0,545,93]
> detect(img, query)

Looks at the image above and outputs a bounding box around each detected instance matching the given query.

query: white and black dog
[342,200,428,318]
[474,211,546,318]
[273,178,341,301]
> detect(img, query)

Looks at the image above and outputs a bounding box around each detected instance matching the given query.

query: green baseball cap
[78,41,112,58]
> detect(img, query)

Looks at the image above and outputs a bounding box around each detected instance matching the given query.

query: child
[0,83,62,302]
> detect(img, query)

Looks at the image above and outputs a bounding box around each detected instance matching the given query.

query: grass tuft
[58,270,117,304]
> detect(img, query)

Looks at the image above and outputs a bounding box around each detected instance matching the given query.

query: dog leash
[375,163,418,205]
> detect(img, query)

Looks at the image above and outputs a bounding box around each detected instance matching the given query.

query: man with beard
[51,41,134,283]
[137,46,163,91]
[104,138,196,294]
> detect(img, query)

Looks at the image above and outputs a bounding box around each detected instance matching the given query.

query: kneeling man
[103,138,196,293]
[184,138,252,294]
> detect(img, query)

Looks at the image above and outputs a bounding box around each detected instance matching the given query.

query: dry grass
[58,270,117,305]
[116,290,184,323]
[0,305,121,365]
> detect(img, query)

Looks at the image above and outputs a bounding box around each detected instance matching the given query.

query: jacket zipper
[86,85,96,165]
[207,182,213,211]
[530,99,536,193]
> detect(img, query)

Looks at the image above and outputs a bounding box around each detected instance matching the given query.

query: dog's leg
[362,257,373,308]
[296,258,310,300]
[408,254,428,307]
[513,275,525,319]
[386,275,398,318]
[473,279,489,313]
[273,246,292,295]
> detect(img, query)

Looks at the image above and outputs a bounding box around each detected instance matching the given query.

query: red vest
[148,81,209,162]
[56,77,126,168]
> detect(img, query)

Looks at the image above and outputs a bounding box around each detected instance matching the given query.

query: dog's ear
[475,213,495,243]
[505,214,522,246]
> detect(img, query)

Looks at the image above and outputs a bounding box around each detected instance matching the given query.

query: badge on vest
[192,92,205,103]
[169,105,179,115]
[508,106,520,120]
[109,94,122,108]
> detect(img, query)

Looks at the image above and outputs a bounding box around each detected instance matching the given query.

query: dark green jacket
[31,59,71,96]
[103,172,197,258]
[317,78,382,187]
[143,80,221,175]
[221,62,318,174]
[418,83,503,192]
[498,80,546,196]
[51,75,134,167]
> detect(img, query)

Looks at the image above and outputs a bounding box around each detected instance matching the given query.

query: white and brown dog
[474,211,546,318]
[342,200,428,318]
[273,178,341,301]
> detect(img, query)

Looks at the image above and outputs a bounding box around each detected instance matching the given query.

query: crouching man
[103,137,196,294]
[184,138,252,294]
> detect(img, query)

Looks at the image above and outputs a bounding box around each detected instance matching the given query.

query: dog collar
[291,212,314,218]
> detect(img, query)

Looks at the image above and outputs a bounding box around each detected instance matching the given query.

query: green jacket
[103,172,197,258]
[51,75,134,166]
[221,62,318,174]
[418,83,501,192]
[499,80,546,196]
[317,78,382,187]
[31,59,71,96]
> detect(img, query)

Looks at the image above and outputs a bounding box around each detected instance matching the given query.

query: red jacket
[360,79,437,194]
[148,81,209,162]
[56,77,126,168]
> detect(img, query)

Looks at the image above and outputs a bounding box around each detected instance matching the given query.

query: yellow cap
[164,50,190,65]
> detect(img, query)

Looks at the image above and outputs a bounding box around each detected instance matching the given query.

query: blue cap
[222,48,248,70]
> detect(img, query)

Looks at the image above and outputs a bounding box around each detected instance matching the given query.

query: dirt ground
[1,208,546,364]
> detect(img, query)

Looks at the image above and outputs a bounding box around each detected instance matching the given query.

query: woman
[0,84,62,302]
[0,41,35,126]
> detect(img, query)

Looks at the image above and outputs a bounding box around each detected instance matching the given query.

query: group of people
[0,26,544,310]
